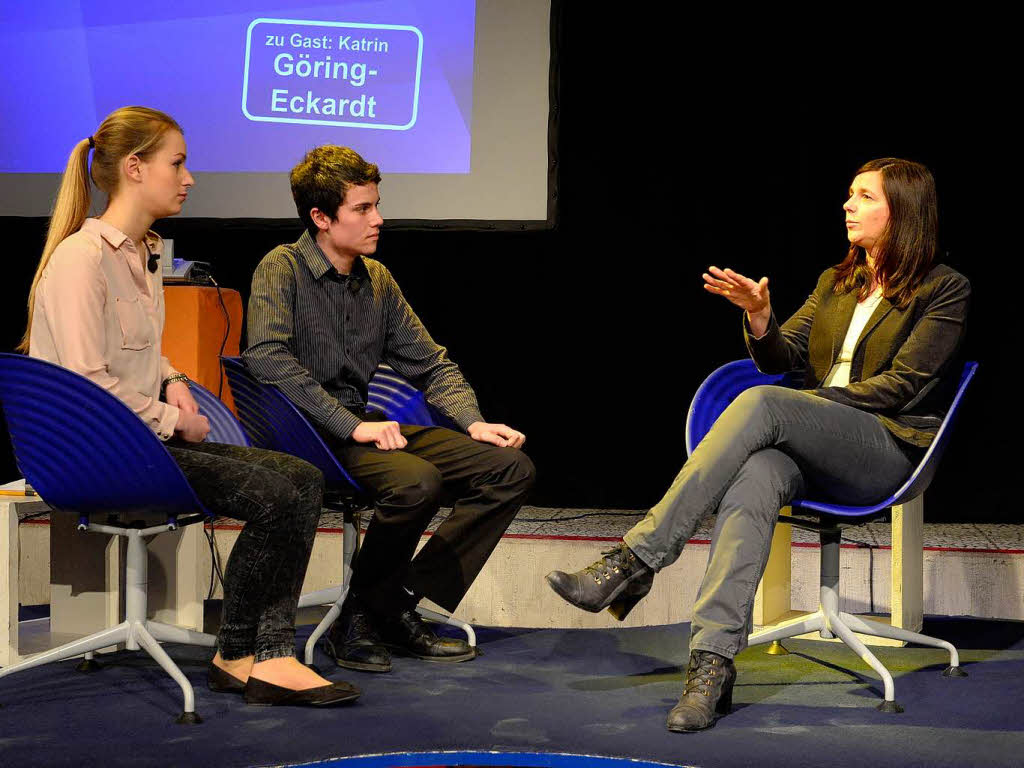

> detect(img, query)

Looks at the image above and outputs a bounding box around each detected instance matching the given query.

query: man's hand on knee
[352,421,408,450]
[467,421,526,448]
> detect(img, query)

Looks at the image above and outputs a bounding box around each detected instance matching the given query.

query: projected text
[243,19,423,130]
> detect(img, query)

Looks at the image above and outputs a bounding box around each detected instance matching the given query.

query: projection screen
[0,0,555,226]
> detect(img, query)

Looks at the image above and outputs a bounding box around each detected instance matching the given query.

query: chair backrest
[190,380,251,447]
[219,356,359,490]
[793,361,978,517]
[0,353,207,520]
[367,364,453,429]
[685,357,979,518]
[685,359,802,455]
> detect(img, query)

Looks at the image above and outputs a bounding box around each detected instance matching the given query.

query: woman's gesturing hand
[702,266,772,336]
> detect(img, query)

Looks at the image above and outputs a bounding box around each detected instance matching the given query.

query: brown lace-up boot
[545,542,654,620]
[666,649,737,732]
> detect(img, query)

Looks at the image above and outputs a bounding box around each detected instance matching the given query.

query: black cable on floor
[205,519,226,600]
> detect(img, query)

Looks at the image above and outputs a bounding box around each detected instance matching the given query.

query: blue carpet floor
[1,617,1022,767]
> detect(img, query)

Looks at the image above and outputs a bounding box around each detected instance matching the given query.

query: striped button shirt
[244,230,484,440]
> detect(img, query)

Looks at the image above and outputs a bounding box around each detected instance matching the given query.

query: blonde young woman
[21,106,358,708]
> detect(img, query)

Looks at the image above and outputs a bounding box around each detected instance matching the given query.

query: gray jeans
[623,386,915,659]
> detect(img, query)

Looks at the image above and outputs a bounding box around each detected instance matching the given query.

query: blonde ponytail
[17,138,93,353]
[18,107,181,353]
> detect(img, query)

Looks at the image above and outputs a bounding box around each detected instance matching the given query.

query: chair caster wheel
[75,658,103,673]
[876,700,904,713]
[176,711,203,725]
[942,665,968,677]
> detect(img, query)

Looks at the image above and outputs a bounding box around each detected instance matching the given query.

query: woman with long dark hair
[22,106,359,708]
[547,157,970,731]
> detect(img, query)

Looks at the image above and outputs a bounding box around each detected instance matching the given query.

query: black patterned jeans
[166,440,324,662]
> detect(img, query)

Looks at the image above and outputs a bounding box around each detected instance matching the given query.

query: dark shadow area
[918,616,1024,651]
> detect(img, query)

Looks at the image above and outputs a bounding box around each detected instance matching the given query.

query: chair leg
[303,593,347,667]
[825,612,902,712]
[839,612,965,674]
[300,507,359,667]
[146,621,217,648]
[297,586,345,609]
[0,622,131,680]
[747,611,825,648]
[416,606,477,648]
[130,621,201,724]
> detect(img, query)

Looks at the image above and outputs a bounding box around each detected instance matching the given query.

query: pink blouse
[29,218,180,440]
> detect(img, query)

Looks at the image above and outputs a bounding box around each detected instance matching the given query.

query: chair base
[0,521,217,723]
[748,607,964,709]
[0,619,216,722]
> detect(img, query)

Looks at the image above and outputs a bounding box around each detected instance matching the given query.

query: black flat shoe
[378,609,476,663]
[325,597,392,673]
[208,662,247,694]
[546,542,654,619]
[243,677,362,707]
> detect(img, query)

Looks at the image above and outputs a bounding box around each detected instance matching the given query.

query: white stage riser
[13,525,1024,627]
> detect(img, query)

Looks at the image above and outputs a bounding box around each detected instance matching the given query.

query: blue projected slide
[0,1,475,173]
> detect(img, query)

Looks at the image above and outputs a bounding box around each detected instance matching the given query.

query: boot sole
[380,643,478,663]
[335,658,392,673]
[667,719,718,733]
[667,711,725,733]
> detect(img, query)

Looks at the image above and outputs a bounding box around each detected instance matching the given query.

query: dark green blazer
[744,264,971,448]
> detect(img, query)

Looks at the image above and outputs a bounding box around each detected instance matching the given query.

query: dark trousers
[323,421,535,613]
[166,441,323,662]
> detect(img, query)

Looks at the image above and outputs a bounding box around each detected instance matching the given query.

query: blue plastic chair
[686,358,977,711]
[0,353,218,724]
[367,365,458,430]
[220,357,476,666]
[190,380,250,447]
